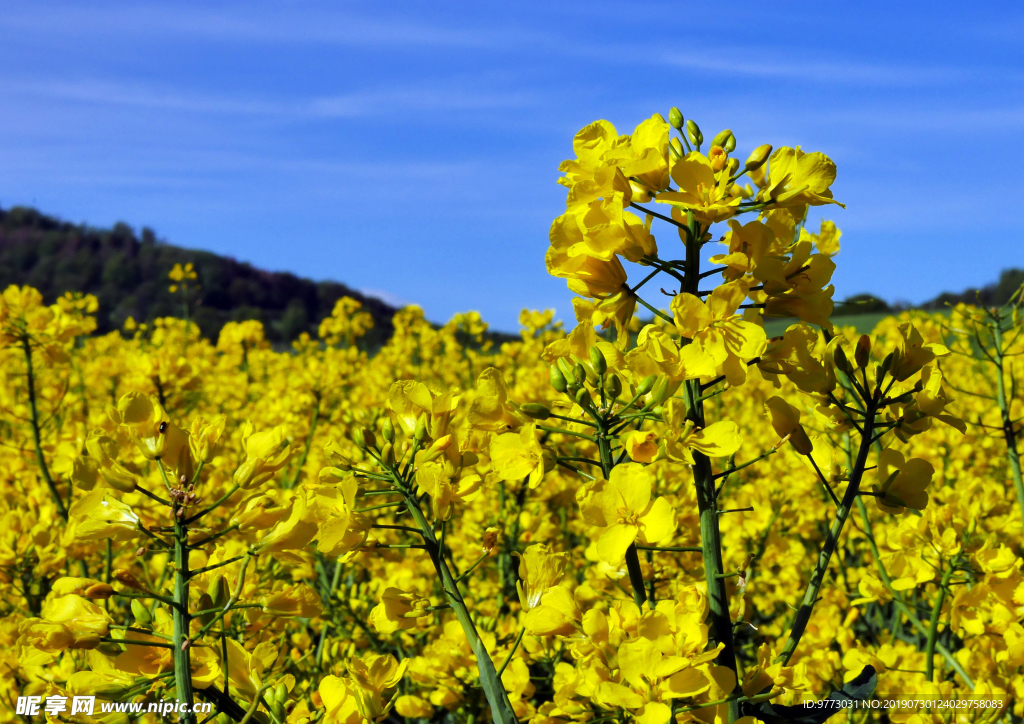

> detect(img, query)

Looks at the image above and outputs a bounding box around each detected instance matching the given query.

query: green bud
[197,593,215,626]
[549,365,568,393]
[833,345,852,375]
[519,403,552,420]
[557,356,575,381]
[575,387,593,408]
[650,376,672,406]
[668,107,683,130]
[710,129,734,150]
[210,574,229,609]
[638,374,658,395]
[351,427,365,448]
[606,373,622,399]
[381,417,395,444]
[413,414,428,443]
[381,442,396,467]
[584,365,599,387]
[685,119,703,148]
[855,335,871,369]
[273,682,288,708]
[744,144,772,172]
[590,346,608,376]
[360,427,376,450]
[131,599,153,627]
[573,363,586,387]
[669,137,684,160]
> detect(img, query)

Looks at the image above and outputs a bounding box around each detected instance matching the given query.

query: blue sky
[0,1,1021,330]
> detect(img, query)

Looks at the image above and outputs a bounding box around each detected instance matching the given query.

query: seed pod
[549,365,568,393]
[668,107,683,130]
[744,144,772,172]
[590,346,607,376]
[685,119,703,148]
[381,417,395,444]
[131,599,153,627]
[606,373,622,399]
[519,403,552,420]
[855,335,871,369]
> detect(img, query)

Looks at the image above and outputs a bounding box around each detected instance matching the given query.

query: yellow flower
[657,151,742,224]
[66,490,141,543]
[577,463,676,565]
[890,322,950,381]
[234,420,292,488]
[22,594,111,651]
[764,396,814,455]
[347,652,409,721]
[663,400,742,464]
[759,146,844,208]
[873,449,933,514]
[623,430,659,463]
[369,588,431,634]
[490,423,545,488]
[261,583,323,618]
[110,391,193,480]
[319,676,363,724]
[671,281,766,385]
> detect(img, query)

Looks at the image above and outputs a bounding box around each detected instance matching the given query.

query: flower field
[2,110,1022,724]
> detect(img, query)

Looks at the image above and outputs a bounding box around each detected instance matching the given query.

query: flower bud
[519,403,552,420]
[573,363,587,386]
[131,599,153,627]
[638,374,658,395]
[589,346,607,375]
[413,414,428,443]
[584,364,599,387]
[855,335,871,369]
[668,107,683,130]
[649,376,672,406]
[575,387,593,408]
[744,144,772,172]
[381,442,396,467]
[381,417,395,444]
[685,119,703,148]
[549,365,568,393]
[833,344,853,374]
[711,129,734,151]
[669,137,684,160]
[360,427,377,450]
[210,575,229,609]
[197,593,216,626]
[605,373,622,399]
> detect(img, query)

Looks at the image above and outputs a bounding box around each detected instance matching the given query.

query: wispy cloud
[0,76,537,119]
[658,51,968,86]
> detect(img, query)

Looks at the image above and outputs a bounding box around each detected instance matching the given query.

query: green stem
[287,396,320,489]
[162,462,197,724]
[926,561,954,682]
[777,407,876,665]
[400,484,517,724]
[992,321,1024,536]
[22,337,67,519]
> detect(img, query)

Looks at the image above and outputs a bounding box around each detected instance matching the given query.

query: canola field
[2,110,1022,724]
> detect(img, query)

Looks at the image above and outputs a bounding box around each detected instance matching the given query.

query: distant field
[763,309,952,338]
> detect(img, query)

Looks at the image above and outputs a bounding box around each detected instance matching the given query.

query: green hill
[0,206,398,347]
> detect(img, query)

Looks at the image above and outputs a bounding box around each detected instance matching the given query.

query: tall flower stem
[681,215,740,723]
[21,337,67,519]
[992,319,1024,534]
[161,461,197,724]
[393,473,517,724]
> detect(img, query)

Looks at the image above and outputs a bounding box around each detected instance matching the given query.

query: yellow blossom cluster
[0,109,1022,724]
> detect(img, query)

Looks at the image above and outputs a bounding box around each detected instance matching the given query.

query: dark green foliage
[0,206,397,347]
[921,268,1024,310]
[833,294,892,315]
